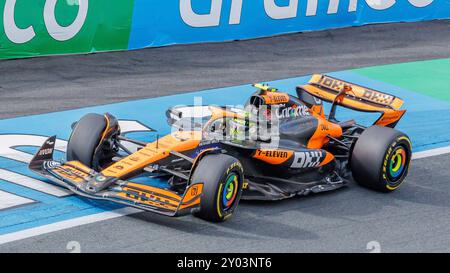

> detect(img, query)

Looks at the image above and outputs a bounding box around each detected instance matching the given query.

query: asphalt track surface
[1,20,450,252]
[1,20,450,119]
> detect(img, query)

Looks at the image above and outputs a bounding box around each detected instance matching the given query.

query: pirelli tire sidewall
[351,125,412,193]
[191,154,244,222]
[67,113,107,168]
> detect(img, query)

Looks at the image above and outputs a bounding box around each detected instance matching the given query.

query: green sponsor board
[0,0,134,59]
[354,58,450,103]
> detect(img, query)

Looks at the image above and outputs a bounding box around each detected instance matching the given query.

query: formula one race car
[29,74,412,222]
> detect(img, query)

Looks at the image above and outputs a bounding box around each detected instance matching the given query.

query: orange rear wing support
[299,74,406,127]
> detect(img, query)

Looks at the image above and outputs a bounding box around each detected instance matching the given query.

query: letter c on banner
[408,0,433,7]
[44,0,89,41]
[180,0,222,27]
[365,0,396,10]
[4,0,36,44]
[264,0,298,19]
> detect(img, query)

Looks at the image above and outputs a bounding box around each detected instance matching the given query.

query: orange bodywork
[307,111,343,149]
[51,161,90,183]
[117,187,180,210]
[111,183,202,212]
[101,131,201,178]
[261,92,290,105]
[310,104,325,117]
[301,74,406,127]
[179,184,203,210]
[48,138,204,214]
[319,151,335,167]
[116,182,203,211]
[253,149,294,165]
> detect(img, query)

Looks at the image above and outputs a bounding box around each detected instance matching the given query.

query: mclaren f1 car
[29,74,412,222]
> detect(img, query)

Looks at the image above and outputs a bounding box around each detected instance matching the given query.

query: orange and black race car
[29,74,412,222]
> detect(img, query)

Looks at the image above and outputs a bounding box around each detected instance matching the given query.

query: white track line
[0,146,449,246]
[0,207,141,245]
[412,146,450,160]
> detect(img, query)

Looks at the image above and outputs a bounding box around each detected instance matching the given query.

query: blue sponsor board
[129,0,450,49]
[0,71,450,238]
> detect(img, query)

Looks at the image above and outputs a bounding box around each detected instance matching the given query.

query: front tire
[351,126,412,192]
[191,154,244,222]
[67,113,118,171]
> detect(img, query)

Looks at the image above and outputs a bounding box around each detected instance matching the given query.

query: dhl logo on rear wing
[300,74,406,127]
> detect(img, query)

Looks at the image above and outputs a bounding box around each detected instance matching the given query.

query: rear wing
[299,74,406,127]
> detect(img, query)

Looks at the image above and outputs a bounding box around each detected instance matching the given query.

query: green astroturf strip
[353,58,450,102]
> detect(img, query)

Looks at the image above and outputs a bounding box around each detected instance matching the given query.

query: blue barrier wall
[2,1,450,59]
[128,0,450,49]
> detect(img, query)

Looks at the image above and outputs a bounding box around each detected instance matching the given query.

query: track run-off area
[0,57,450,252]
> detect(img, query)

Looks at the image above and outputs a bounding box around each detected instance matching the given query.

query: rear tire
[351,126,412,192]
[191,154,244,222]
[66,113,113,170]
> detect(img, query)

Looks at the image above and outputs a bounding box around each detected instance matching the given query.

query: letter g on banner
[4,0,89,44]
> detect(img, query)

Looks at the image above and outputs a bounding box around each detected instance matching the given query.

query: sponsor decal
[3,0,89,44]
[0,0,134,59]
[227,161,243,174]
[0,0,444,59]
[320,124,330,131]
[319,76,346,91]
[275,104,310,119]
[38,148,53,156]
[53,166,88,181]
[122,188,175,209]
[291,151,324,168]
[44,161,61,170]
[253,149,293,165]
[179,0,435,27]
[190,186,198,196]
[256,150,289,159]
[362,90,395,105]
[318,76,395,105]
[261,93,290,105]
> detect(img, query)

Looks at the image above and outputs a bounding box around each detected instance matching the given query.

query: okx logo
[0,0,134,59]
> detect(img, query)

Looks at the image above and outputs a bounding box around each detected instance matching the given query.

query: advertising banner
[129,0,450,49]
[0,0,134,59]
[1,0,450,59]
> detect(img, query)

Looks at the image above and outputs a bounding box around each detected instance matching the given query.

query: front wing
[29,136,203,217]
